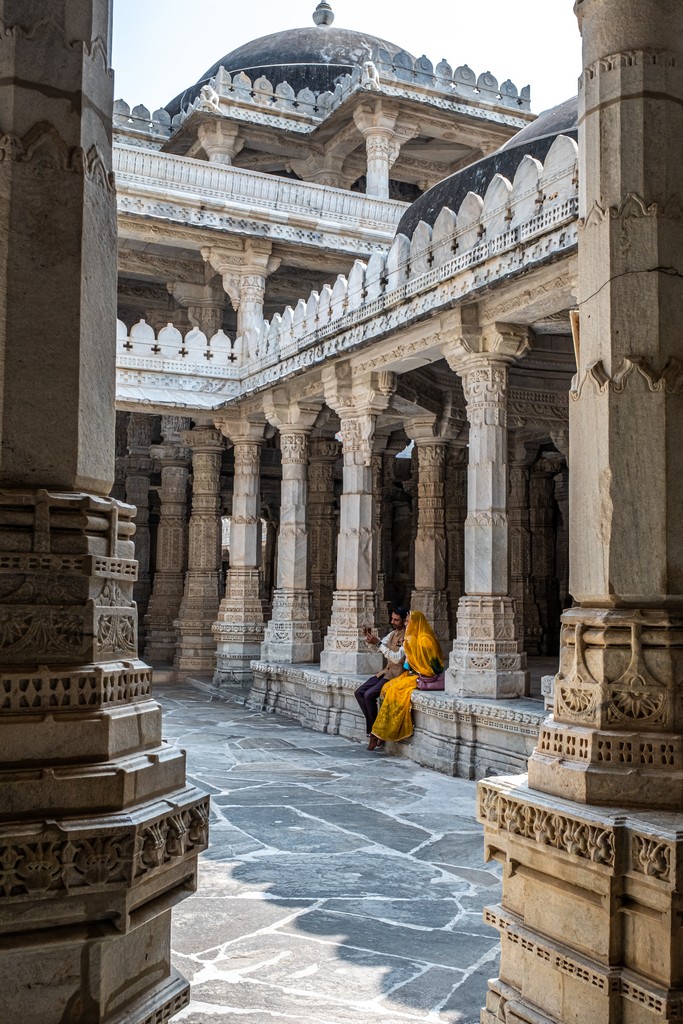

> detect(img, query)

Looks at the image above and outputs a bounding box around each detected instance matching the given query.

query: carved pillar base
[528,608,683,809]
[261,589,320,663]
[319,590,384,675]
[409,588,451,652]
[0,491,208,1024]
[175,574,222,674]
[479,776,683,1024]
[448,596,528,697]
[212,568,267,686]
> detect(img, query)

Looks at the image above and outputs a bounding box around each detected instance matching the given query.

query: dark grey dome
[396,96,578,239]
[166,11,412,116]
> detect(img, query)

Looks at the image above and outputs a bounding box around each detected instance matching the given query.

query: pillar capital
[180,425,224,452]
[443,307,530,374]
[262,388,322,433]
[214,413,266,446]
[196,120,244,165]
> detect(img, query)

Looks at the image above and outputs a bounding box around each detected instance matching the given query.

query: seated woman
[368,611,444,747]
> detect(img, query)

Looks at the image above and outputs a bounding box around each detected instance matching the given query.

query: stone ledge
[250,660,546,779]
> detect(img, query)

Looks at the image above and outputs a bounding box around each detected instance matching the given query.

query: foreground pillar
[408,423,450,649]
[144,416,191,664]
[320,373,393,674]
[175,425,224,675]
[0,5,207,1021]
[444,322,529,697]
[261,396,321,663]
[212,418,267,686]
[480,3,683,1021]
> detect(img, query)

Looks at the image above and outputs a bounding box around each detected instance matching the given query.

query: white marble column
[308,437,340,637]
[319,411,384,675]
[445,325,529,698]
[353,102,407,200]
[144,416,191,665]
[480,4,683,1023]
[212,420,267,686]
[0,5,206,1021]
[175,426,224,674]
[261,428,320,663]
[408,428,450,649]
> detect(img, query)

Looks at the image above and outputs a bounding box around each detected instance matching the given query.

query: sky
[111,0,582,116]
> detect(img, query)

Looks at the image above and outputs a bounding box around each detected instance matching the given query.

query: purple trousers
[354,674,385,734]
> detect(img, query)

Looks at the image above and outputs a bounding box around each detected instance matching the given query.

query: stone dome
[167,2,413,115]
[395,95,578,239]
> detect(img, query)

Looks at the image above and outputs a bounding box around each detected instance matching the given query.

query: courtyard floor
[158,683,503,1024]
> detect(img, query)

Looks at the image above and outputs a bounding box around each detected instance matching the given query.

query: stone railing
[238,134,579,372]
[113,50,531,144]
[116,320,241,412]
[114,144,407,242]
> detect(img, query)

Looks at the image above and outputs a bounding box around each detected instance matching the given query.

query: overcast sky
[112,0,582,116]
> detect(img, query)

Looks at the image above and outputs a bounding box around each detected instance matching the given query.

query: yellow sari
[371,611,444,742]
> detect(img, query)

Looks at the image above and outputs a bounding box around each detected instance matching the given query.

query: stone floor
[158,683,503,1024]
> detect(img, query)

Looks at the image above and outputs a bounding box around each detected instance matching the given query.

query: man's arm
[378,630,405,663]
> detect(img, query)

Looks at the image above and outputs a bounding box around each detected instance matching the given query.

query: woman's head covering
[404,611,444,677]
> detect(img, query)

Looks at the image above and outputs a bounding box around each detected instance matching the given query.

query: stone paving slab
[157,684,501,1024]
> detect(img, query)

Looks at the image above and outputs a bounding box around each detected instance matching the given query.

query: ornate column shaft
[144,416,191,665]
[530,455,562,654]
[409,435,450,649]
[0,6,206,1022]
[261,429,320,662]
[212,421,267,686]
[308,437,340,638]
[480,4,683,1023]
[175,426,224,674]
[508,443,543,656]
[445,444,467,637]
[445,348,528,697]
[319,411,384,674]
[125,413,155,646]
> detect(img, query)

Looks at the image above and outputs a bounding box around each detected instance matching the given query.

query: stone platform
[249,661,548,779]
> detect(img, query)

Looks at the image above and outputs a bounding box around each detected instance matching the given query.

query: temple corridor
[160,684,500,1024]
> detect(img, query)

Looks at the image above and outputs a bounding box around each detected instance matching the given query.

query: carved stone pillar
[353,100,418,199]
[168,280,225,339]
[554,461,570,609]
[112,410,130,501]
[445,444,467,637]
[444,322,529,698]
[202,240,281,339]
[0,6,206,1021]
[408,428,450,649]
[530,454,561,655]
[319,414,383,675]
[508,441,543,656]
[480,3,683,1022]
[125,413,155,646]
[174,426,224,674]
[262,427,320,663]
[371,435,390,616]
[212,419,267,686]
[144,416,191,665]
[308,436,340,638]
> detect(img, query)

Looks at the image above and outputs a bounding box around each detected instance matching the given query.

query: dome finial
[313,2,335,27]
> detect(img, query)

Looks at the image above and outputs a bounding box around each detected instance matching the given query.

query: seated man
[355,607,408,750]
